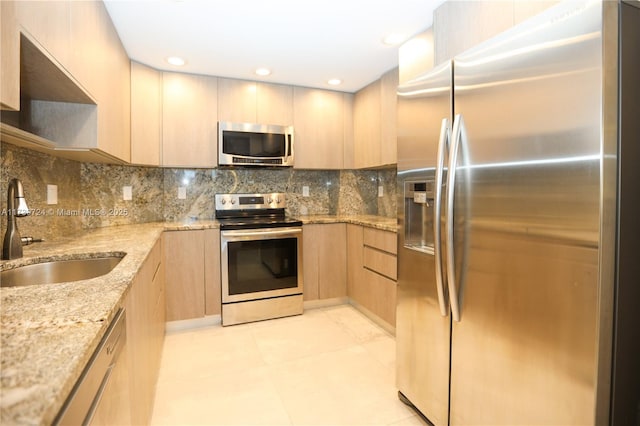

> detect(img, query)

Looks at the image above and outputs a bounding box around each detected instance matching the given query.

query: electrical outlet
[378,186,384,197]
[123,186,133,201]
[178,187,187,200]
[302,186,310,197]
[47,185,58,205]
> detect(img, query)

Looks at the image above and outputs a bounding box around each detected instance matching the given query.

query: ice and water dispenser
[404,179,436,255]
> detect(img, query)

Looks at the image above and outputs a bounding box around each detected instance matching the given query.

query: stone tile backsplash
[1,143,397,241]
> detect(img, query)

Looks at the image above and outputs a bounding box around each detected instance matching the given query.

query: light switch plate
[47,184,58,205]
[378,186,384,197]
[123,186,133,201]
[302,186,310,197]
[178,187,187,200]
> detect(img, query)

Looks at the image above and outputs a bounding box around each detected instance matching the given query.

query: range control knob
[230,198,236,205]
[266,198,273,204]
[275,197,282,204]
[220,199,226,205]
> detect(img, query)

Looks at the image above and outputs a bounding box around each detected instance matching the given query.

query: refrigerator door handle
[446,114,465,322]
[433,117,450,317]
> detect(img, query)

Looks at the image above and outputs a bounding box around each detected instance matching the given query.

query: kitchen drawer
[363,246,397,281]
[355,268,397,326]
[363,228,397,255]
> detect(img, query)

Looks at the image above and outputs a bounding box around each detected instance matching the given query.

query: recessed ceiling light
[166,56,186,66]
[382,33,407,46]
[328,78,342,86]
[255,68,272,76]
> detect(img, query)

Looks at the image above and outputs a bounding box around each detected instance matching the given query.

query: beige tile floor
[151,304,424,426]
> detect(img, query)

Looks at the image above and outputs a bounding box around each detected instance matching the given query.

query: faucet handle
[21,237,44,246]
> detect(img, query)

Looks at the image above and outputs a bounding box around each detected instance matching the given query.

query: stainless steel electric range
[216,193,303,326]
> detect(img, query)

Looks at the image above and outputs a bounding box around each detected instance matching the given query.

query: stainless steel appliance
[218,121,294,167]
[396,1,640,425]
[217,193,303,326]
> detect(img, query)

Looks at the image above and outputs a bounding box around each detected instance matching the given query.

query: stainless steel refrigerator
[396,1,640,425]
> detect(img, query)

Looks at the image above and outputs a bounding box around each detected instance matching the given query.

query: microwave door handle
[433,118,450,317]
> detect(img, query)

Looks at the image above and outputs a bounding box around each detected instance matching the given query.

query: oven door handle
[221,227,302,239]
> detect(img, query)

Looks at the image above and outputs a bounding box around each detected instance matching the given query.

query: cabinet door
[162,72,218,167]
[353,79,382,168]
[303,224,347,300]
[204,229,221,316]
[303,224,320,301]
[346,224,364,297]
[14,1,71,70]
[433,1,514,66]
[69,0,101,99]
[217,78,257,123]
[513,1,560,24]
[1,1,19,110]
[125,245,158,425]
[380,68,398,166]
[257,82,293,125]
[343,93,354,168]
[130,61,161,166]
[93,1,131,162]
[163,230,206,321]
[293,87,345,169]
[318,223,347,299]
[399,30,434,85]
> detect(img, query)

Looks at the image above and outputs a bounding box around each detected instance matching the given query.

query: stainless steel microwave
[218,121,294,167]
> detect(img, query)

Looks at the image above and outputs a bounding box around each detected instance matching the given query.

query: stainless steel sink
[1,255,124,288]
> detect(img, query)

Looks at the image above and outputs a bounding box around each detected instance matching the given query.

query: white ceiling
[103,0,445,93]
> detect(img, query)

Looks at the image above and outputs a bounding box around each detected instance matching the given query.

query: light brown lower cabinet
[164,229,221,321]
[90,340,131,425]
[125,237,165,425]
[347,224,398,328]
[302,223,347,301]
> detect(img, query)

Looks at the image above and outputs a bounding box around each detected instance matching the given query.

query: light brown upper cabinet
[1,1,19,110]
[352,67,398,169]
[398,30,434,86]
[130,62,161,166]
[162,72,218,168]
[218,78,257,123]
[218,78,293,126]
[433,0,559,66]
[1,0,131,163]
[293,87,351,169]
[380,69,398,166]
[257,82,293,126]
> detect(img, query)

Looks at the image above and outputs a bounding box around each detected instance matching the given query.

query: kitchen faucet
[3,178,31,260]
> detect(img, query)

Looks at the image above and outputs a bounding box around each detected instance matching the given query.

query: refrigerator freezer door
[396,61,452,426]
[449,2,603,424]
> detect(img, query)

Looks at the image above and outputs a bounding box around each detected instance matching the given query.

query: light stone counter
[297,214,397,233]
[4,216,402,424]
[0,221,220,425]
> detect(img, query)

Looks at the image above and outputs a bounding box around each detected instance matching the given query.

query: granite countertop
[0,223,169,425]
[297,214,397,233]
[0,216,391,424]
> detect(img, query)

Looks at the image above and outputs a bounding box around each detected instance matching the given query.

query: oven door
[221,227,303,303]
